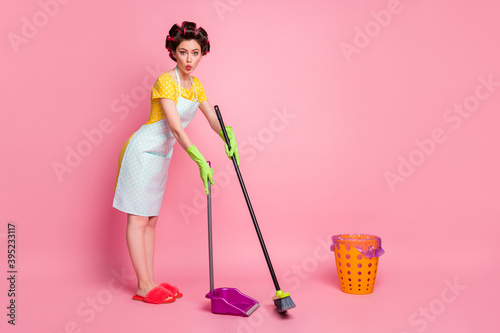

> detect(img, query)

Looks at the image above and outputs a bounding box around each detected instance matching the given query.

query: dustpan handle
[207,161,214,292]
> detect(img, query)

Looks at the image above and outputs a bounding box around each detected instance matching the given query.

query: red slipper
[160,282,183,298]
[132,285,175,304]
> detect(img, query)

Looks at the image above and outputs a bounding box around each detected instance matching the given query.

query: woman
[113,21,240,304]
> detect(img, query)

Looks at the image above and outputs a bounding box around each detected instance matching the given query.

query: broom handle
[207,162,214,292]
[214,105,281,292]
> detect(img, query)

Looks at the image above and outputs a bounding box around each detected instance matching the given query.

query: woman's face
[174,39,202,74]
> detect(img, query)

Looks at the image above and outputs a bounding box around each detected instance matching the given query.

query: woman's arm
[198,100,240,165]
[160,98,193,150]
[198,100,222,134]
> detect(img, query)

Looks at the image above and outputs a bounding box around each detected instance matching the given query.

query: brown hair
[165,21,210,62]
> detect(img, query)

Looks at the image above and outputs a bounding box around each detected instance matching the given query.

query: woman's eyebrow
[179,47,200,51]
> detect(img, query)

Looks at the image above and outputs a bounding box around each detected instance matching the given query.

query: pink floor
[7,230,497,333]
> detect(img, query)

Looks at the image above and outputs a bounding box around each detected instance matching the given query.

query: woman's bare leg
[126,214,158,297]
[145,216,159,284]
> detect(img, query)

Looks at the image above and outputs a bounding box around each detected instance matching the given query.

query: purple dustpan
[205,288,260,316]
[205,169,259,316]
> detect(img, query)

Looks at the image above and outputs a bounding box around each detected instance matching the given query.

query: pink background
[1,0,499,332]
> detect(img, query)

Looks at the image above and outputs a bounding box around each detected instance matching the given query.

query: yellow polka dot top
[146,72,207,124]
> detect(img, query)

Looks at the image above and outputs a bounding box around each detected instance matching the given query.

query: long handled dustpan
[204,163,259,317]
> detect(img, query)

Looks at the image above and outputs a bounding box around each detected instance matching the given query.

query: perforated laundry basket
[330,234,385,295]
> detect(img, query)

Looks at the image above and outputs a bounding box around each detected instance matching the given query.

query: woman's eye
[193,52,199,56]
[180,51,186,55]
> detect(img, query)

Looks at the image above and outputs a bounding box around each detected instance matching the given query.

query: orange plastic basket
[331,234,385,295]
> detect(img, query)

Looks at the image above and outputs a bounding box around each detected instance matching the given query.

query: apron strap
[175,66,198,102]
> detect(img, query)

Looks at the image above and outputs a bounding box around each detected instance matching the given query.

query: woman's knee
[127,214,149,228]
[147,216,159,227]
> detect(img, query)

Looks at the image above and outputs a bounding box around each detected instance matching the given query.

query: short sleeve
[151,73,176,100]
[193,77,208,103]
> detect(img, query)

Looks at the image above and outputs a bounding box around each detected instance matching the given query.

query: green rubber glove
[219,126,240,166]
[186,145,214,194]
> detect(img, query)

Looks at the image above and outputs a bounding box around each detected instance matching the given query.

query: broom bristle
[273,295,296,313]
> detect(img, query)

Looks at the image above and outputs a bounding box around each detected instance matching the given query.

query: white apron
[113,67,199,216]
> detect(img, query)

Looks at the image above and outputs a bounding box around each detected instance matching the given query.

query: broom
[215,105,296,313]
